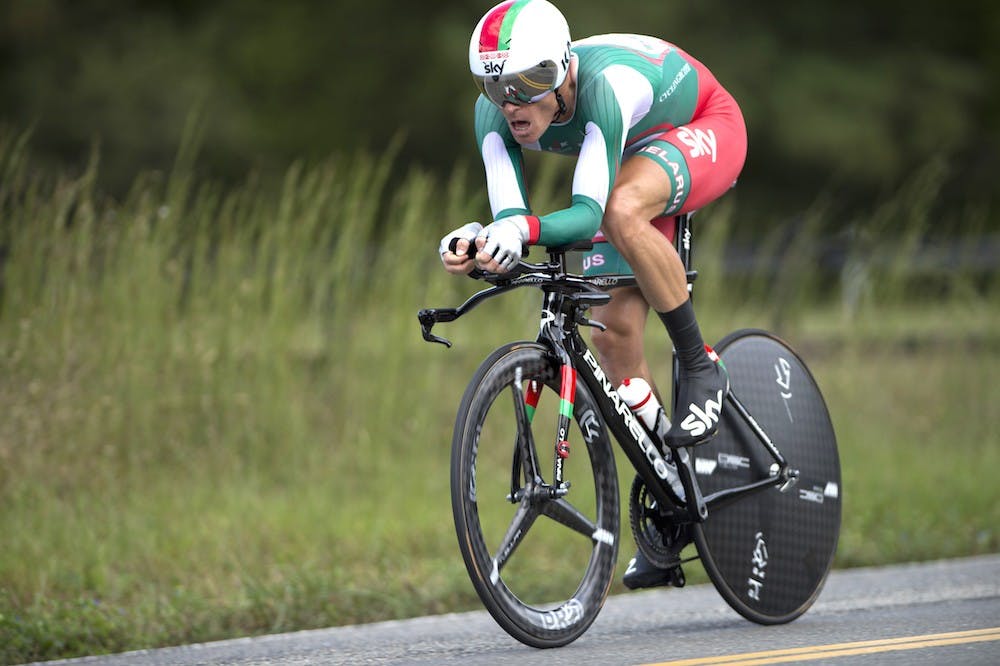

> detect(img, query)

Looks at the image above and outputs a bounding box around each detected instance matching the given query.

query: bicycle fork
[542,291,578,498]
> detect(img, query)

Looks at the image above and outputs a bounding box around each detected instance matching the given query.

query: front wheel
[693,329,841,624]
[451,342,619,648]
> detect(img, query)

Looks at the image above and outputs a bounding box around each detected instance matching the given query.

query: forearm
[534,195,604,246]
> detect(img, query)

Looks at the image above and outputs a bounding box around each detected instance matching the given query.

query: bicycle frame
[418,215,797,526]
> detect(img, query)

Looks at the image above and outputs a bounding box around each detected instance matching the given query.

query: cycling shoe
[665,346,729,448]
[623,549,674,590]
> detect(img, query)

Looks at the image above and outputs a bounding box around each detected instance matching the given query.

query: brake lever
[576,314,607,331]
[417,308,456,347]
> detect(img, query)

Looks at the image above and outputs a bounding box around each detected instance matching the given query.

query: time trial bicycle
[417,212,841,648]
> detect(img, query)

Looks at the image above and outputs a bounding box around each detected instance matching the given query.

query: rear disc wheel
[692,329,841,624]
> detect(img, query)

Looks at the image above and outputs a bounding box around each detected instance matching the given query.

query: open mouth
[510,119,531,133]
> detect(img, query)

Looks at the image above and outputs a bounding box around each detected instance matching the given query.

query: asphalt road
[34,554,1000,666]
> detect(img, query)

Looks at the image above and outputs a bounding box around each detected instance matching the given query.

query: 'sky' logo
[680,389,723,437]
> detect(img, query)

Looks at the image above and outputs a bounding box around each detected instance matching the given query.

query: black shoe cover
[623,548,674,590]
[666,346,729,448]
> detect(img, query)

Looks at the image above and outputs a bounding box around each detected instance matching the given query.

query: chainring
[628,474,692,569]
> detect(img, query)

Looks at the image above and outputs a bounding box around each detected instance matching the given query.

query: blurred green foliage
[1,0,997,233]
[0,127,996,662]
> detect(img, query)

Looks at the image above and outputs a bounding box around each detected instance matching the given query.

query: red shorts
[585,54,746,275]
[593,52,747,247]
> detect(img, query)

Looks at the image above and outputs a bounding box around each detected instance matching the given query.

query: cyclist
[438,0,747,588]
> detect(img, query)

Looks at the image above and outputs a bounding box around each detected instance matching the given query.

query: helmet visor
[475,60,560,106]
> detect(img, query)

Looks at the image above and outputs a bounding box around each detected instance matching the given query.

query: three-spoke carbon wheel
[451,342,620,648]
[692,329,841,624]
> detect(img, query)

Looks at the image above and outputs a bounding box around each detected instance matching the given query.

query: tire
[451,342,620,648]
[692,329,841,624]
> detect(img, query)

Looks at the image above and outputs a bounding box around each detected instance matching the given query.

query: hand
[475,216,530,273]
[439,222,483,274]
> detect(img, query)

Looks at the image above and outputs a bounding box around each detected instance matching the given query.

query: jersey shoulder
[571,34,678,73]
[571,34,700,123]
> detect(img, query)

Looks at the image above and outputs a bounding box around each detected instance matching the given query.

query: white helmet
[469,0,572,107]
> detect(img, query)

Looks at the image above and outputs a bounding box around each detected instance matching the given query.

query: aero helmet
[469,0,572,107]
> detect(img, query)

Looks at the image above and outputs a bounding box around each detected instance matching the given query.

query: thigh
[586,157,676,276]
[631,104,748,216]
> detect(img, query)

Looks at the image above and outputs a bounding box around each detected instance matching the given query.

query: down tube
[573,346,678,511]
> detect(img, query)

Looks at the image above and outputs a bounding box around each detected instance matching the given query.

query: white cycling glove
[439,222,483,262]
[477,216,531,272]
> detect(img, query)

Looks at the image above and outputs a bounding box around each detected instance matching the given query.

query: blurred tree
[0,0,996,233]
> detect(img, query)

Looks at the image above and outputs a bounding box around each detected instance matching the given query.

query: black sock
[657,300,709,375]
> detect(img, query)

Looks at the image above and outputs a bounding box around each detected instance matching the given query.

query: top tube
[457,210,695,288]
[472,242,639,291]
[419,212,695,346]
[418,243,631,347]
[503,210,694,287]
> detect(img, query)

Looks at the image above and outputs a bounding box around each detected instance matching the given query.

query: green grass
[0,132,997,662]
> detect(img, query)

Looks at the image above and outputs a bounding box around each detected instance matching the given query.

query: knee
[591,315,643,376]
[602,184,652,250]
[590,324,624,362]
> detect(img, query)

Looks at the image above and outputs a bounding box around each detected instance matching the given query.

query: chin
[512,131,543,146]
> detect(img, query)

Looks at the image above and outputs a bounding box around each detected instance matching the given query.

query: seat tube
[671,213,695,411]
[676,212,694,291]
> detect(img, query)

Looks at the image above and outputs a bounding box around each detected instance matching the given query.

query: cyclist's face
[500,92,557,145]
